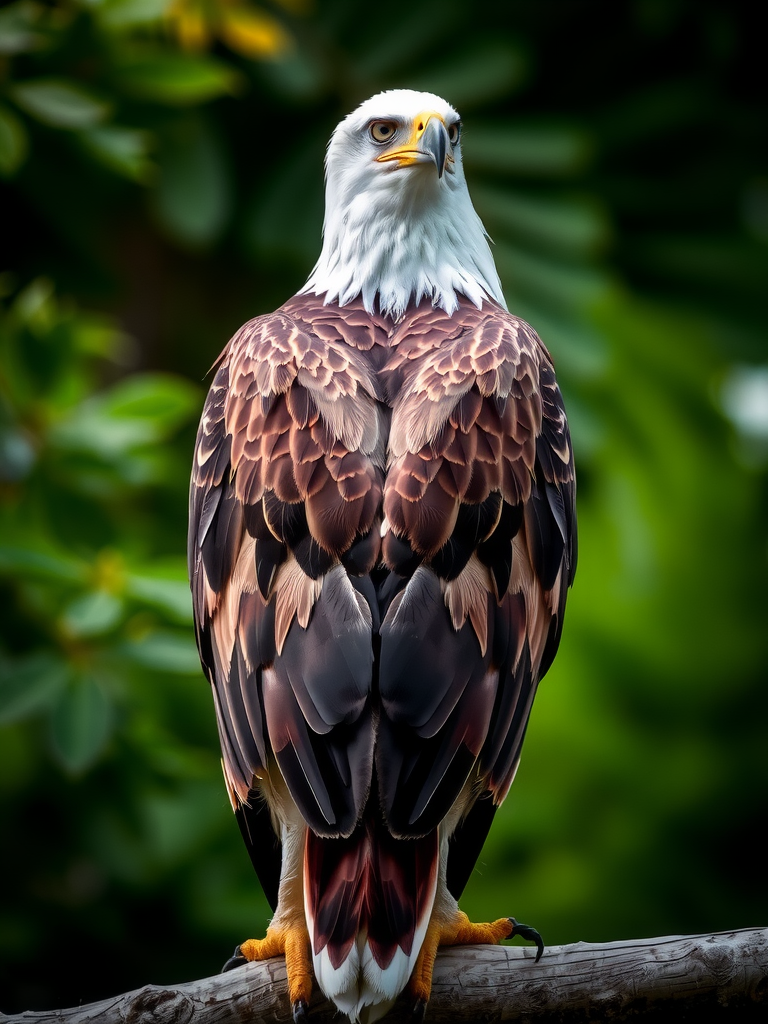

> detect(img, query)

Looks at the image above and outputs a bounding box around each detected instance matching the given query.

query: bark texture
[2,928,766,1024]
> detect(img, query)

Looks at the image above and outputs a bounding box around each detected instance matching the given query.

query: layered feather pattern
[189,290,575,1017]
[188,88,576,1024]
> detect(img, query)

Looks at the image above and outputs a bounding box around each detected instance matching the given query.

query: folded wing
[377,299,577,852]
[188,305,384,840]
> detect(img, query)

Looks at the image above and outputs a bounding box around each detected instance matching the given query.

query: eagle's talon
[508,918,544,962]
[292,998,309,1023]
[411,998,427,1022]
[221,945,247,973]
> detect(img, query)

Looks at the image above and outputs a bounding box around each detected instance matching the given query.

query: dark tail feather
[305,816,438,972]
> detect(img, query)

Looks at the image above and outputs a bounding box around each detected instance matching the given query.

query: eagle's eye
[370,121,397,144]
[447,121,461,146]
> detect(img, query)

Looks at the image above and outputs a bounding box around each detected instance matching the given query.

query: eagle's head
[301,89,506,319]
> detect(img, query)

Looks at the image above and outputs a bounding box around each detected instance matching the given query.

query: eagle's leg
[221,788,313,1017]
[225,924,313,1019]
[408,911,543,1014]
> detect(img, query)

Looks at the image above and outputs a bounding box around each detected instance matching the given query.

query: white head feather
[301,89,507,319]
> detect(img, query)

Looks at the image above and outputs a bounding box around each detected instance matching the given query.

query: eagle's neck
[300,168,507,320]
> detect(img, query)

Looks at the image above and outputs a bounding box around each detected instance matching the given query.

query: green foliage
[0,275,270,999]
[0,276,199,774]
[1,0,767,1013]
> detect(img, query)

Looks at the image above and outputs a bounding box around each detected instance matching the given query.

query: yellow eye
[370,121,397,144]
[447,121,461,145]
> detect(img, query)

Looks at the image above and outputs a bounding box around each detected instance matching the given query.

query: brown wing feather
[190,291,575,886]
[377,296,576,836]
[189,297,386,836]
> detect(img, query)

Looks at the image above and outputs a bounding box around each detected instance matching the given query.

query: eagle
[188,89,576,1023]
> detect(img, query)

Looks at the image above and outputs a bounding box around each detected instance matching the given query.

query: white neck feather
[300,108,506,320]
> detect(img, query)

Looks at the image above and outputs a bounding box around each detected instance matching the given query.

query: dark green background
[1,0,766,1014]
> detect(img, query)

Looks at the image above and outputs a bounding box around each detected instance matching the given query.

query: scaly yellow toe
[239,923,313,1007]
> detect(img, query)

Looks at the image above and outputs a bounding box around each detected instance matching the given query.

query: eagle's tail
[303,818,439,1023]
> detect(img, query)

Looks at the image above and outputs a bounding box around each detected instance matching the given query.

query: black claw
[221,945,248,973]
[411,998,427,1022]
[292,999,309,1023]
[508,918,545,963]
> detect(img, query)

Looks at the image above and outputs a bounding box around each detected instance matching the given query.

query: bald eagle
[188,89,576,1023]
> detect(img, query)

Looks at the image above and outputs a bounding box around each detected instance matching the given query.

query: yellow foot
[223,924,313,1019]
[408,912,543,1011]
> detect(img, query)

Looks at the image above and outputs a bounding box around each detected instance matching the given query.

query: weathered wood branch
[2,928,766,1024]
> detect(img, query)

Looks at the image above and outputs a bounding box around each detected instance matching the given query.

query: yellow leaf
[174,9,210,52]
[220,7,291,59]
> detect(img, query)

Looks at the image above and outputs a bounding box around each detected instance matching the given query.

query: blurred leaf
[253,46,327,100]
[720,363,768,467]
[95,0,172,30]
[141,782,225,863]
[721,364,768,441]
[0,103,29,177]
[49,677,114,774]
[70,312,135,361]
[9,276,55,331]
[466,124,593,177]
[52,407,156,458]
[154,117,232,245]
[97,373,200,433]
[220,6,292,59]
[0,1,47,55]
[125,563,192,624]
[474,183,610,258]
[512,307,609,385]
[115,53,241,105]
[61,592,124,638]
[0,653,69,725]
[0,544,88,584]
[10,79,112,129]
[77,125,155,183]
[121,630,200,674]
[495,241,613,313]
[409,41,528,108]
[52,373,200,458]
[0,425,36,481]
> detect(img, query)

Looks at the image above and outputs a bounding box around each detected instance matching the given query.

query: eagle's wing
[377,299,576,857]
[188,305,384,853]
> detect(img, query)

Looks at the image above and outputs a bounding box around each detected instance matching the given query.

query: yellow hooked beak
[375,111,453,178]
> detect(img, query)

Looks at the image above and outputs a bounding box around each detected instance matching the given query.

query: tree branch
[2,928,766,1023]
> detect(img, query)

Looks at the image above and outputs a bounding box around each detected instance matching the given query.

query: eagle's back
[188,292,575,1019]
